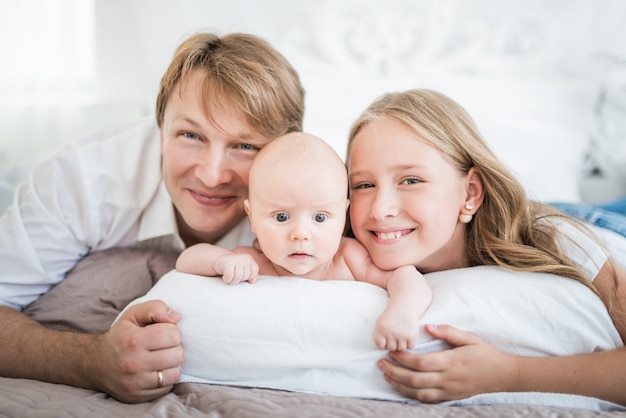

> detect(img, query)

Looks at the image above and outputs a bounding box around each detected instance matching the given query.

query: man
[0,32,305,403]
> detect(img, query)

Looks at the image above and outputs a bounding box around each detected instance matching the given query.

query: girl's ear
[465,167,485,210]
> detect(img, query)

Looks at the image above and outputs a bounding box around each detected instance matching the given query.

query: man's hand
[0,301,183,404]
[94,300,183,403]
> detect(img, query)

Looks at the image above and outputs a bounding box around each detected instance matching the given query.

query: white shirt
[547,217,626,280]
[0,117,254,311]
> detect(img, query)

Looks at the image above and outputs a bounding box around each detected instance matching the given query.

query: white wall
[1,0,625,201]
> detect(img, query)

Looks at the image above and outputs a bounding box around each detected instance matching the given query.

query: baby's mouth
[289,252,311,258]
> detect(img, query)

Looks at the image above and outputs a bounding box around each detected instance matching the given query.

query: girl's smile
[371,228,414,242]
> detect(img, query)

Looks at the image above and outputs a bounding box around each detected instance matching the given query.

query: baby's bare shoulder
[334,238,378,280]
[338,237,369,259]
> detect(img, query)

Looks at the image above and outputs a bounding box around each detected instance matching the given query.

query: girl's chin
[370,255,408,271]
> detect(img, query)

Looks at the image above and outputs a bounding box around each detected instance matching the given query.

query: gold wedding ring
[156,370,164,388]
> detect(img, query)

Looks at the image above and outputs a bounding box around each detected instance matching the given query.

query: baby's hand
[213,253,259,284]
[374,309,420,351]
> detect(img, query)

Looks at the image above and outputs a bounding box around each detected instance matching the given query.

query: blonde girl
[346,88,626,405]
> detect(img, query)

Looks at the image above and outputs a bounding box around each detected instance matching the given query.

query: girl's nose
[369,188,400,220]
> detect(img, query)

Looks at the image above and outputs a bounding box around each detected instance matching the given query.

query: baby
[176,132,432,351]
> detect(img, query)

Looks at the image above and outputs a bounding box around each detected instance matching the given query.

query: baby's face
[247,158,348,278]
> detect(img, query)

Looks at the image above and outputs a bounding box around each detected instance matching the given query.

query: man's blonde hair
[156,32,305,138]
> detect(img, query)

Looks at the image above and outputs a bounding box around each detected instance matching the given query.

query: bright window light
[0,0,95,105]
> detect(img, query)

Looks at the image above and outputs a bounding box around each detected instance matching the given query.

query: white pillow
[119,265,622,402]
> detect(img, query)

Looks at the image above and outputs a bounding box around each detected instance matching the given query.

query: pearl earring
[459,203,474,224]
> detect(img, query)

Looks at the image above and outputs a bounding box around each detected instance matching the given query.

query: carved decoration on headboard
[286,0,552,77]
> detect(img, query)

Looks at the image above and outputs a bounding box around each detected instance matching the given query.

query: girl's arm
[379,325,626,406]
[378,260,626,405]
[593,260,626,341]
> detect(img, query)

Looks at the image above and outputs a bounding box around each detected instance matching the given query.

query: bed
[1,246,623,417]
[3,2,626,417]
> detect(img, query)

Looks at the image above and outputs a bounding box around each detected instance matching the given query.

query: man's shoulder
[74,116,158,148]
[64,116,162,181]
[40,116,163,205]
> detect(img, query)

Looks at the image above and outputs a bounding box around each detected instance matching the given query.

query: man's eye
[273,213,289,222]
[314,213,328,223]
[238,143,258,151]
[182,132,199,140]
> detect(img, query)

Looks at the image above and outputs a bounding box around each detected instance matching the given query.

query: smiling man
[0,32,304,403]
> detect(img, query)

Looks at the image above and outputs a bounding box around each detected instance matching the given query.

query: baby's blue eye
[314,213,328,223]
[273,213,289,222]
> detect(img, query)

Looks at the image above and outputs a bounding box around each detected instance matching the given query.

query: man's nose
[195,148,233,187]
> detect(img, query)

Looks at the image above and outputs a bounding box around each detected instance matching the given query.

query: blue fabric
[551,197,626,239]
[596,197,626,215]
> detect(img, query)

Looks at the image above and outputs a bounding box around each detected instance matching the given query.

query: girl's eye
[351,182,373,190]
[402,177,421,185]
[273,213,289,222]
[314,213,327,223]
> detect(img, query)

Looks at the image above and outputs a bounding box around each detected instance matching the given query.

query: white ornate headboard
[1,0,625,204]
[270,0,626,203]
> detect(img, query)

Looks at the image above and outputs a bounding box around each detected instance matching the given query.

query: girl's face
[348,118,472,273]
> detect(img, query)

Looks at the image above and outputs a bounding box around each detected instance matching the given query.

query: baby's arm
[374,265,432,351]
[176,243,260,284]
[343,239,432,351]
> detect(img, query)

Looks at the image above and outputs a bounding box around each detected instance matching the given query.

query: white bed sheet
[120,266,624,411]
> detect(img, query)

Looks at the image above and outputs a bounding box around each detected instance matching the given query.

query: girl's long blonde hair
[348,89,612,295]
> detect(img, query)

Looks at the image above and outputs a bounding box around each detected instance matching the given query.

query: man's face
[160,70,273,246]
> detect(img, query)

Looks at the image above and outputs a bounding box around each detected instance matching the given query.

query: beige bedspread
[2,376,624,418]
[2,248,623,418]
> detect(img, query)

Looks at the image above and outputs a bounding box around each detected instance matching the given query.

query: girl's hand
[377,324,517,402]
